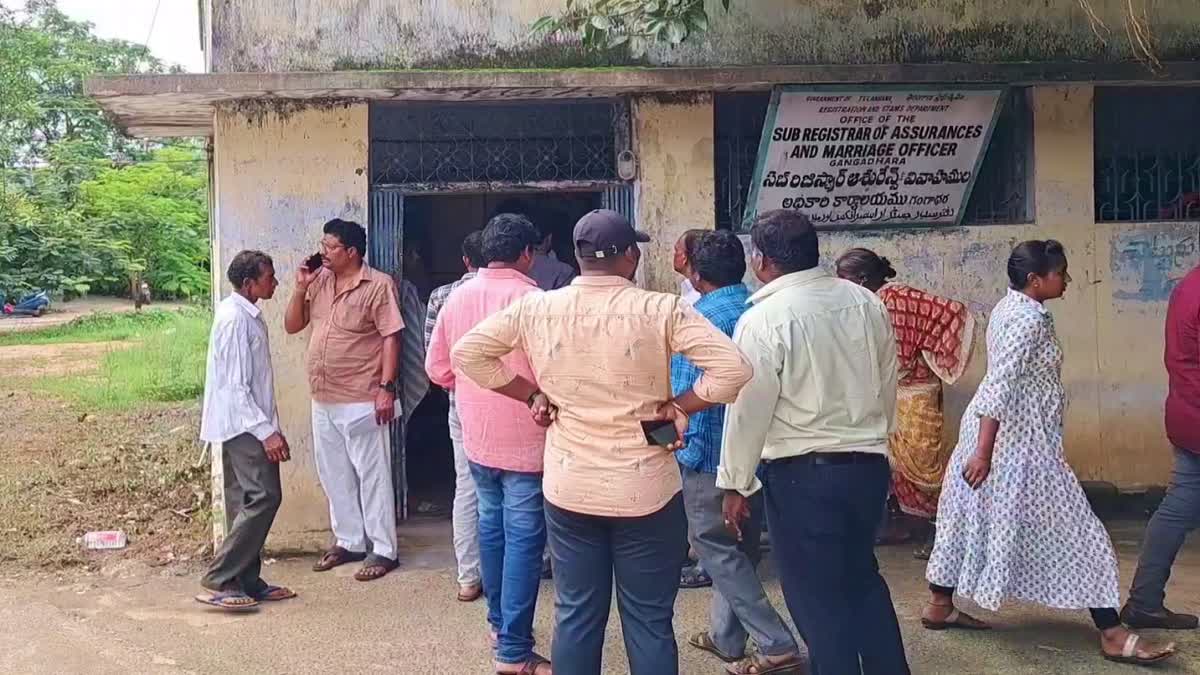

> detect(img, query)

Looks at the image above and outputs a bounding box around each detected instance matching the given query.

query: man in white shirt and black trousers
[195,250,296,612]
[717,210,909,674]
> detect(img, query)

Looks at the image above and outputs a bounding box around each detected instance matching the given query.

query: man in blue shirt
[672,230,803,674]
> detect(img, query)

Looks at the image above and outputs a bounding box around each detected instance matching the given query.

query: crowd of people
[194,206,1198,674]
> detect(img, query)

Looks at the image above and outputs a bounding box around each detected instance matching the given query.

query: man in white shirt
[673,229,705,306]
[718,210,908,674]
[196,250,294,612]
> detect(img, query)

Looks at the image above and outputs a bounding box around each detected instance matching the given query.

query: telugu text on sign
[745,88,1004,229]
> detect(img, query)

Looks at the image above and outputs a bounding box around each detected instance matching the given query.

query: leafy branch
[532,0,730,58]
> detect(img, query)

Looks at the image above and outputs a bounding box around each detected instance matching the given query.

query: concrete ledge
[86,62,1200,137]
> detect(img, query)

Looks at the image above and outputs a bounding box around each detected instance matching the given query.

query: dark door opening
[400,190,602,519]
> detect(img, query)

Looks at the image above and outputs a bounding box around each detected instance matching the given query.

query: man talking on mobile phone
[451,210,752,675]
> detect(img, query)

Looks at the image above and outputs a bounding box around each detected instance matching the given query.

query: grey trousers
[201,433,282,595]
[680,465,798,658]
[1128,446,1200,612]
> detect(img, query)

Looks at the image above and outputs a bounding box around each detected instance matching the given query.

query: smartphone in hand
[641,419,680,447]
[305,253,324,272]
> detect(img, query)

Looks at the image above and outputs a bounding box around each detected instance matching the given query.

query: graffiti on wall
[1111,227,1199,303]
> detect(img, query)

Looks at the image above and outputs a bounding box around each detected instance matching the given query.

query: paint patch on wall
[1111,225,1199,303]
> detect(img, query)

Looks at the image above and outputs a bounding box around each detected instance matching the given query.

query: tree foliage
[0,1,209,301]
[534,0,730,57]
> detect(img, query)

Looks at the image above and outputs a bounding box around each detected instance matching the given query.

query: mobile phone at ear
[305,253,323,272]
[641,419,679,447]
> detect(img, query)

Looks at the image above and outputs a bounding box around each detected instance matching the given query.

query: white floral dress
[925,290,1120,611]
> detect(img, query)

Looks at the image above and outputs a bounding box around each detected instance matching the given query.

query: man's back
[454,275,750,517]
[1166,266,1200,452]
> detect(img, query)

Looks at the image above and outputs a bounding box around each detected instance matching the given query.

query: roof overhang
[85,62,1200,138]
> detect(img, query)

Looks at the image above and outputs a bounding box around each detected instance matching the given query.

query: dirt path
[0,296,191,334]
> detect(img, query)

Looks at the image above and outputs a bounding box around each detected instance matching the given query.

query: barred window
[715,89,1033,230]
[370,101,623,186]
[1095,87,1200,222]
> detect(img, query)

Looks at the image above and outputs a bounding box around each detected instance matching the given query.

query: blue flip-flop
[194,590,260,612]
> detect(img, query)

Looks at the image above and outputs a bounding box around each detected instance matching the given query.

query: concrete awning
[85,63,1200,138]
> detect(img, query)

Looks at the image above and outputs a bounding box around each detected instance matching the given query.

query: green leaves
[530,0,730,55]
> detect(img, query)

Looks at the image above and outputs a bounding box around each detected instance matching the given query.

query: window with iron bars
[369,101,623,187]
[1095,87,1200,223]
[714,89,1033,230]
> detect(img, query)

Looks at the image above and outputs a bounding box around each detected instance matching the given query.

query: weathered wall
[207,0,1200,72]
[212,103,369,547]
[633,95,716,294]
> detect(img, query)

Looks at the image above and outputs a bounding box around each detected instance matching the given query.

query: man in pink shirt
[425,213,550,675]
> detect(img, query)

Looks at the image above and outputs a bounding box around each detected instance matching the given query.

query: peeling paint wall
[207,0,1200,73]
[633,96,716,293]
[212,104,369,547]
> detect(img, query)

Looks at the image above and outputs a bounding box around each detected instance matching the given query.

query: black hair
[323,218,368,258]
[482,213,541,264]
[1007,239,1068,290]
[836,248,897,288]
[691,230,747,288]
[680,229,706,262]
[227,250,273,289]
[749,209,820,273]
[461,230,487,268]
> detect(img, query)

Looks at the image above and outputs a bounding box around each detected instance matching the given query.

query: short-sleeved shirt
[305,264,404,404]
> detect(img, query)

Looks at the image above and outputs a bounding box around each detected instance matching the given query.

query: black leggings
[929,584,1120,630]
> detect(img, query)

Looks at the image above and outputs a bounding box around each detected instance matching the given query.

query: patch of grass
[35,310,212,411]
[0,309,186,347]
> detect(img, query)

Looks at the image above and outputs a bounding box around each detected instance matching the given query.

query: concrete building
[88,0,1200,547]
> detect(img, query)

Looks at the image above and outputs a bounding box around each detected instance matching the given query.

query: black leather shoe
[1121,604,1199,630]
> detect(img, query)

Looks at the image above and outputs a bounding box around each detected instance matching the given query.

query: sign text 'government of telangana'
[748,88,1004,228]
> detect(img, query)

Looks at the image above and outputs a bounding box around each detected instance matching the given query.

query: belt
[765,451,886,466]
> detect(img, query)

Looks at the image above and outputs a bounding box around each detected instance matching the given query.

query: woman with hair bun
[837,248,976,559]
[922,240,1176,665]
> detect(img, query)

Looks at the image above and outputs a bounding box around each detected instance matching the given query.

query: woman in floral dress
[836,249,975,559]
[923,240,1176,665]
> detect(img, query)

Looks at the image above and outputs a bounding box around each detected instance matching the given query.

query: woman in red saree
[837,248,976,559]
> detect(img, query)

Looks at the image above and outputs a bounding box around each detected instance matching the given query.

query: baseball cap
[573,209,651,259]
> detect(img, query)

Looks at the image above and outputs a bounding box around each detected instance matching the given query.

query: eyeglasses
[320,241,346,253]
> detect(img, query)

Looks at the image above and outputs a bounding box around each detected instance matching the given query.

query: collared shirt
[305,264,405,404]
[426,268,545,472]
[424,271,478,407]
[529,252,577,291]
[671,283,751,474]
[200,293,279,443]
[1166,266,1200,453]
[679,278,702,306]
[717,269,898,496]
[452,275,753,517]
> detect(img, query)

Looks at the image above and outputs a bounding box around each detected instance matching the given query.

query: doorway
[399,190,603,519]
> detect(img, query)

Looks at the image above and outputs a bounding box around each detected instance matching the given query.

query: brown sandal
[1102,634,1176,665]
[354,555,398,581]
[687,631,742,662]
[921,607,991,631]
[312,546,366,572]
[458,582,483,602]
[497,653,551,675]
[726,652,805,675]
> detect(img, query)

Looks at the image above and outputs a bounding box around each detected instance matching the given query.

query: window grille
[715,93,771,230]
[370,101,622,186]
[1095,87,1200,222]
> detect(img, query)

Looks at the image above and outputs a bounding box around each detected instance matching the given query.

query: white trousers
[448,402,481,586]
[312,401,398,561]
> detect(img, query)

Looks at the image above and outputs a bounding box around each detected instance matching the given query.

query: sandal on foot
[496,653,551,675]
[252,585,297,602]
[458,582,483,602]
[1102,634,1176,665]
[194,590,259,612]
[1120,604,1199,630]
[354,555,398,582]
[726,653,806,675]
[921,608,990,631]
[312,546,366,572]
[687,631,742,663]
[680,566,713,589]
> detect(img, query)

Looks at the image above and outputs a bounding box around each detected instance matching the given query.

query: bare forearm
[491,375,539,406]
[671,389,716,416]
[381,334,400,384]
[976,417,999,458]
[284,288,309,334]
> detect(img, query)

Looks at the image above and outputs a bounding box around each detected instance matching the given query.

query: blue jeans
[764,455,910,675]
[545,492,687,675]
[468,462,546,665]
[1128,447,1200,612]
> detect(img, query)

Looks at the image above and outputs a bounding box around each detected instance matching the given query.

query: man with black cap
[452,209,753,675]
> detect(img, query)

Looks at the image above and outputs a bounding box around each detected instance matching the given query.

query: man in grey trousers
[195,250,295,611]
[670,231,804,674]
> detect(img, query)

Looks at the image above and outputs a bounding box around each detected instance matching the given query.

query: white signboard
[745,87,1005,229]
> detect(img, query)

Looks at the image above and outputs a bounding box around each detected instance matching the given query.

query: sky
[3,0,205,72]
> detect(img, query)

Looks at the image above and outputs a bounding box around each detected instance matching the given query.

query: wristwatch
[526,390,542,408]
[380,380,398,394]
